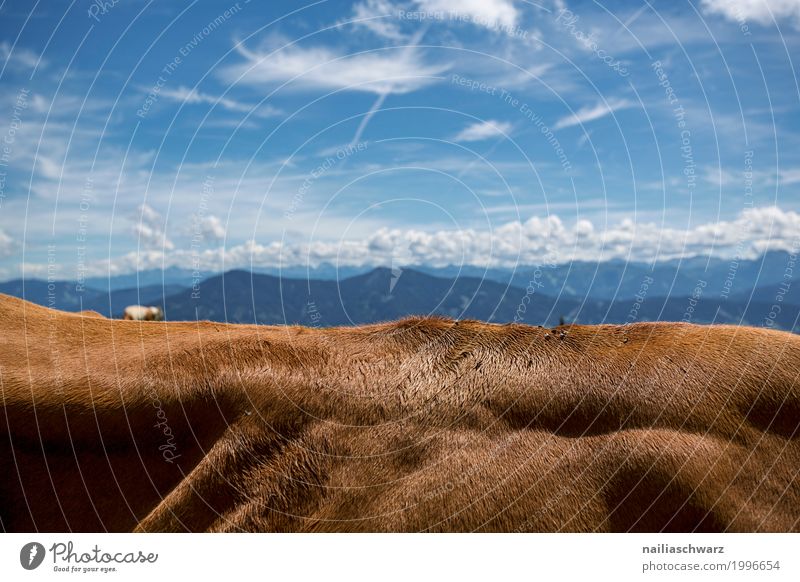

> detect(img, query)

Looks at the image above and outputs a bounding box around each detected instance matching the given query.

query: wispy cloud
[222,39,449,95]
[344,0,521,40]
[560,7,719,56]
[0,41,45,70]
[780,168,800,185]
[553,98,635,130]
[414,0,518,29]
[346,0,408,40]
[702,165,800,187]
[452,119,512,142]
[347,22,431,146]
[158,86,283,117]
[0,228,13,257]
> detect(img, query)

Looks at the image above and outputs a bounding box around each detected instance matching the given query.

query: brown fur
[0,293,798,532]
[77,310,105,318]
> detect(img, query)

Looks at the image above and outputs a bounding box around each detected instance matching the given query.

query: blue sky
[0,0,799,280]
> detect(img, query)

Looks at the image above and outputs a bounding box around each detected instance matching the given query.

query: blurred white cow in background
[123,305,164,321]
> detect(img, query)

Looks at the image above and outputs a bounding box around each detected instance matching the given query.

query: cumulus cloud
[65,205,800,277]
[131,204,174,250]
[554,98,635,130]
[701,0,800,26]
[222,39,449,95]
[193,214,226,242]
[415,0,518,29]
[452,120,513,142]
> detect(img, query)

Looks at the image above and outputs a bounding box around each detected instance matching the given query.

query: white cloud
[702,165,800,187]
[0,89,141,202]
[47,205,800,276]
[157,86,282,117]
[553,98,635,130]
[0,228,13,257]
[36,155,63,180]
[132,204,174,251]
[347,0,408,40]
[559,7,724,56]
[414,0,518,29]
[701,0,800,26]
[780,168,800,185]
[0,41,45,70]
[452,119,512,142]
[222,40,449,95]
[194,214,226,241]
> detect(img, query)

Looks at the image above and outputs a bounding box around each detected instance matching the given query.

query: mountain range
[159,267,799,330]
[0,279,185,317]
[1,250,797,331]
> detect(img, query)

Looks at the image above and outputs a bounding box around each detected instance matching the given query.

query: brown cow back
[1,293,798,532]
